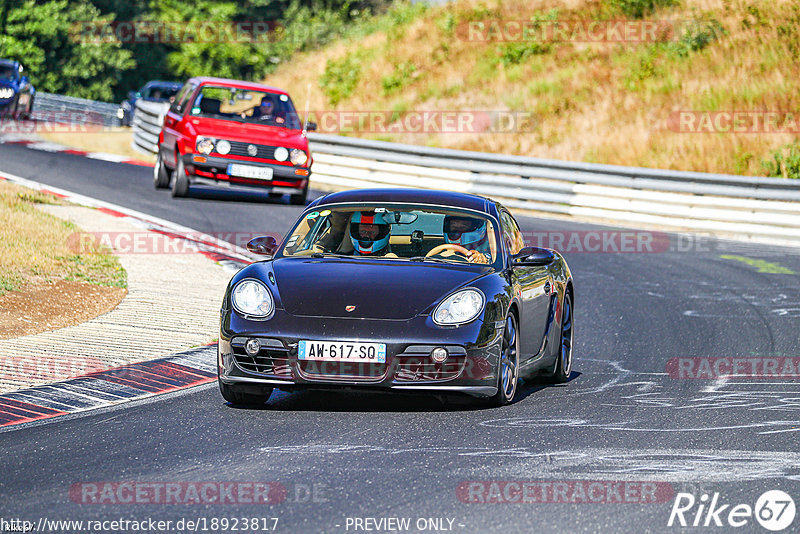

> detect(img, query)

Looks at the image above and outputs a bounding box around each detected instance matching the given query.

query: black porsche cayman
[218,188,574,406]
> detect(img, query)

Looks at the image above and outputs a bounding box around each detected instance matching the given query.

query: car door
[160,82,195,166]
[502,210,551,360]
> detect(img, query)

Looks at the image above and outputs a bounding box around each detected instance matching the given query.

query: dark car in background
[217,188,575,407]
[0,59,34,120]
[118,80,182,126]
[154,76,314,205]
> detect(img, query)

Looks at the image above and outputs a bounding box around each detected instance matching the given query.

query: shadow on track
[221,371,581,413]
[167,186,326,206]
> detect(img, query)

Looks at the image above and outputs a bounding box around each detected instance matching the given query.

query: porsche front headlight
[290,149,308,166]
[196,137,214,155]
[0,88,15,99]
[231,279,274,318]
[433,288,485,326]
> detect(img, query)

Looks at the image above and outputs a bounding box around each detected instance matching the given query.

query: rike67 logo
[668,490,796,531]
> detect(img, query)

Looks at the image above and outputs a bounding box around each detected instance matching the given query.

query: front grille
[226,141,277,160]
[393,345,467,383]
[231,337,291,377]
[296,360,388,382]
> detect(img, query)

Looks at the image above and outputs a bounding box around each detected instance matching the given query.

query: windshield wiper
[310,252,351,259]
[407,256,451,263]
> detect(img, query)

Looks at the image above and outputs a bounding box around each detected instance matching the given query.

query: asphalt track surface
[2,142,800,533]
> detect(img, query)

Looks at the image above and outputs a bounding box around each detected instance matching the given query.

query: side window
[169,84,194,114]
[501,211,524,255]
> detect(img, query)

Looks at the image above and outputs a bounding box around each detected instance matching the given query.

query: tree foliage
[0,0,135,100]
[0,0,389,101]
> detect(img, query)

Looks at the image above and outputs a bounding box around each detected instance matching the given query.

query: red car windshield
[189,85,302,129]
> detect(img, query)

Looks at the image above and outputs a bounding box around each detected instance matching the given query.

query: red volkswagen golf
[154,77,313,205]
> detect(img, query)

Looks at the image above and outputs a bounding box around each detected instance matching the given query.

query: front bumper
[182,153,309,193]
[218,312,504,398]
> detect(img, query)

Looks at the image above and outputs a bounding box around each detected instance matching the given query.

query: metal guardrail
[130,107,800,243]
[305,134,800,242]
[131,100,169,155]
[33,92,121,127]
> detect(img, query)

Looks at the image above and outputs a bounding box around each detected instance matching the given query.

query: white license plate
[298,341,386,363]
[227,163,273,180]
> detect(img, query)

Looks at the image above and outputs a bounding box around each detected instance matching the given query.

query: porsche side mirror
[306,121,317,132]
[247,236,278,256]
[513,247,556,266]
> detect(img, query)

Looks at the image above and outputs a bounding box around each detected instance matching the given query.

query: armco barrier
[33,92,120,127]
[132,100,169,155]
[130,105,800,243]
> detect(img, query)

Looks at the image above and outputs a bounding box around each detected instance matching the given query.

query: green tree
[0,0,135,101]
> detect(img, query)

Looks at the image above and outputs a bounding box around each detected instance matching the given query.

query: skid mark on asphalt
[515,358,800,434]
[0,346,217,429]
[257,445,800,482]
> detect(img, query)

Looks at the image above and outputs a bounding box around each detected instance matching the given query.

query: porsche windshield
[280,205,500,266]
[189,85,301,129]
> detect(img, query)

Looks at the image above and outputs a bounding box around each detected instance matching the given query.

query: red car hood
[186,117,308,149]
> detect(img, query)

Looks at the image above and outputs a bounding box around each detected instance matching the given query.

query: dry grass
[38,128,153,163]
[264,0,800,175]
[0,182,127,296]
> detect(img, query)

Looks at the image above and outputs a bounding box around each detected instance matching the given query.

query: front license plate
[227,163,273,180]
[298,341,386,363]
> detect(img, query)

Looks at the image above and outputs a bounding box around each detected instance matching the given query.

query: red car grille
[226,141,278,160]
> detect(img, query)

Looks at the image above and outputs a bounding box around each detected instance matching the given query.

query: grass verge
[0,181,127,296]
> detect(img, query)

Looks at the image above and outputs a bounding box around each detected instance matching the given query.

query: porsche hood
[272,258,492,320]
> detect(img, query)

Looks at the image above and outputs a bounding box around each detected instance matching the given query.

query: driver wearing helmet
[443,215,491,264]
[350,211,396,257]
[255,97,285,124]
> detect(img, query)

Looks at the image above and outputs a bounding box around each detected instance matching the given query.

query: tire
[289,187,308,205]
[171,155,189,197]
[550,292,574,383]
[219,380,272,406]
[153,151,170,189]
[488,312,520,406]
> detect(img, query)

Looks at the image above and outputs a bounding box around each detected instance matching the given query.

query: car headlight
[231,279,274,318]
[290,149,308,166]
[273,146,289,162]
[0,88,15,99]
[196,137,214,155]
[432,288,485,326]
[216,139,231,155]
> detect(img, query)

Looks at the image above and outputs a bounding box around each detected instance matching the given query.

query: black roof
[311,188,496,214]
